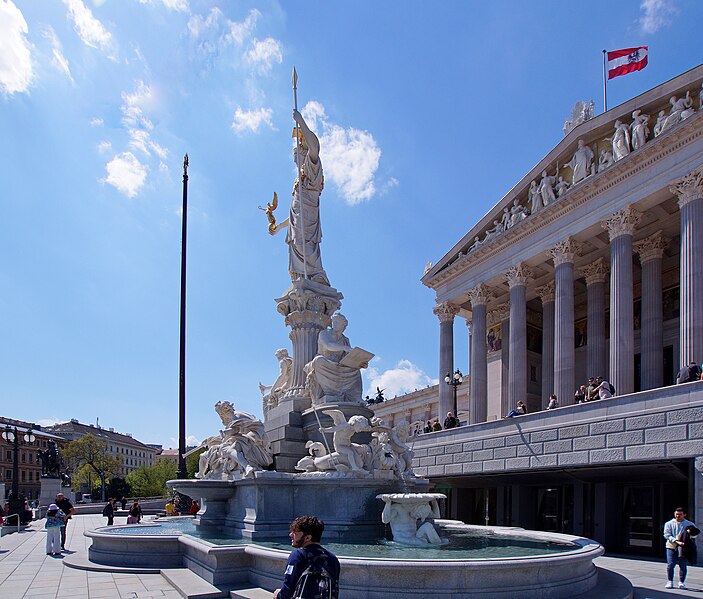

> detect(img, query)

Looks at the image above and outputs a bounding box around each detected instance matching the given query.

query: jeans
[667,548,688,582]
[505,410,518,418]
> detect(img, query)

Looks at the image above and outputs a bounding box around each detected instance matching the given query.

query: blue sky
[1,0,701,449]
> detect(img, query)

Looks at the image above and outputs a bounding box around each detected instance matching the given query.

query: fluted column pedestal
[603,206,641,396]
[469,285,490,424]
[671,169,703,365]
[506,263,531,408]
[548,238,579,405]
[435,302,459,419]
[537,283,555,409]
[634,233,668,390]
[582,259,609,380]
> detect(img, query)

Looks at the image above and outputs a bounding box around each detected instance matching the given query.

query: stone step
[229,588,272,599]
[161,568,228,599]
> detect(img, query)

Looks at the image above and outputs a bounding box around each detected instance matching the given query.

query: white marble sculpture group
[466,85,703,256]
[378,493,447,546]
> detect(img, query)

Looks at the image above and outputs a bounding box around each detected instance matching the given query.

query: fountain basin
[86,519,604,598]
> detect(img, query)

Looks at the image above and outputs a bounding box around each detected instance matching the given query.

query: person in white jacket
[663,507,698,589]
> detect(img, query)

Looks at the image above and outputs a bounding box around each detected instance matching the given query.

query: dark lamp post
[2,426,35,515]
[444,369,464,421]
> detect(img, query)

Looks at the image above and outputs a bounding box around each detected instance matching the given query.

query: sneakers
[679,582,687,589]
[665,581,673,588]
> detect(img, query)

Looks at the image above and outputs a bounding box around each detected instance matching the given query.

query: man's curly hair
[290,515,325,542]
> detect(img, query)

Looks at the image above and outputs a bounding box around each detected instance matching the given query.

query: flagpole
[177,153,188,480]
[292,67,308,280]
[602,50,608,113]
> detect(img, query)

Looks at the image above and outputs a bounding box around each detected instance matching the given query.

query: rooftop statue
[563,99,595,137]
[538,169,558,208]
[630,110,650,151]
[509,199,529,226]
[654,110,667,137]
[195,401,273,479]
[565,139,594,185]
[662,92,695,133]
[528,180,541,213]
[611,119,631,162]
[598,149,614,172]
[555,176,570,197]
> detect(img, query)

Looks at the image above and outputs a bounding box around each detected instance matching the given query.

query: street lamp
[444,369,464,422]
[1,425,35,516]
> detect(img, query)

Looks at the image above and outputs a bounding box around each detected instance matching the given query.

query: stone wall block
[483,459,506,471]
[559,425,590,439]
[626,445,666,460]
[445,443,464,454]
[472,449,494,461]
[667,440,703,458]
[531,454,558,467]
[452,453,473,463]
[517,443,543,457]
[606,430,644,447]
[483,437,506,449]
[544,439,573,454]
[668,407,703,425]
[444,464,464,475]
[625,413,667,430]
[414,448,428,458]
[418,456,436,467]
[462,440,484,452]
[428,446,446,456]
[558,451,589,466]
[427,465,446,476]
[414,467,428,477]
[645,425,688,443]
[506,457,531,469]
[494,446,517,459]
[462,462,483,474]
[689,423,703,439]
[435,454,454,465]
[590,420,625,434]
[590,448,625,462]
[530,430,558,442]
[573,436,606,451]
[505,434,523,446]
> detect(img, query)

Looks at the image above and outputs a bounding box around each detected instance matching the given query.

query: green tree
[126,458,177,497]
[63,434,123,494]
[186,448,204,479]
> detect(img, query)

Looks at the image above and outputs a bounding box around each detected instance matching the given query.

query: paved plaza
[0,514,703,598]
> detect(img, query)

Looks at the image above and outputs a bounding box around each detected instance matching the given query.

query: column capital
[505,262,533,288]
[634,231,669,264]
[581,257,609,285]
[546,237,580,267]
[535,281,555,303]
[465,319,472,333]
[488,304,510,326]
[433,302,459,324]
[601,205,641,241]
[670,167,703,208]
[467,283,491,307]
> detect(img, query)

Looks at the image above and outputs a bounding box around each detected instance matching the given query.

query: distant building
[45,419,159,477]
[0,417,65,501]
[158,449,180,464]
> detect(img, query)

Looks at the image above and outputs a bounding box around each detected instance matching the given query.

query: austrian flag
[607,47,648,80]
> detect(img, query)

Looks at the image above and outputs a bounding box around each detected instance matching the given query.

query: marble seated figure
[305,313,369,404]
[662,92,695,133]
[259,348,293,412]
[380,495,445,546]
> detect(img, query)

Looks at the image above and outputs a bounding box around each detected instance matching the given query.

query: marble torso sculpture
[528,180,541,213]
[196,401,273,479]
[654,110,666,137]
[566,139,594,185]
[304,313,369,404]
[630,110,650,151]
[612,120,631,161]
[260,348,293,412]
[538,169,557,207]
[378,493,446,546]
[662,93,695,133]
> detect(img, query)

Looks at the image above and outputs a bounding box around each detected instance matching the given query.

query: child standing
[45,503,65,556]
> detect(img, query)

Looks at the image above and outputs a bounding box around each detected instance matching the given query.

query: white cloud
[136,0,189,12]
[231,106,274,134]
[103,152,147,197]
[169,435,200,448]
[120,81,168,160]
[0,0,34,95]
[302,100,382,205]
[639,0,678,33]
[245,37,282,72]
[187,7,222,37]
[63,0,116,59]
[226,9,260,45]
[90,117,104,127]
[42,26,73,84]
[37,418,66,428]
[364,359,438,399]
[97,140,112,153]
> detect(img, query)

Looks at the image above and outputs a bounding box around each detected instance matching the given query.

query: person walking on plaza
[663,507,699,589]
[443,412,459,429]
[102,498,115,526]
[54,492,74,550]
[45,503,65,556]
[127,500,143,524]
[274,515,340,599]
[120,496,128,510]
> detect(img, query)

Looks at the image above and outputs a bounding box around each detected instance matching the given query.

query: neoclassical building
[410,65,703,557]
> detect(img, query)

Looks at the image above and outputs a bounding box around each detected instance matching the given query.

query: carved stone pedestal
[39,476,62,512]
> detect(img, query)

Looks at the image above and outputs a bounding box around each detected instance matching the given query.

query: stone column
[489,304,511,417]
[506,263,532,408]
[465,318,472,419]
[634,232,668,390]
[434,302,460,419]
[547,238,580,405]
[536,282,555,409]
[468,284,490,424]
[602,206,641,396]
[581,259,609,380]
[670,169,703,365]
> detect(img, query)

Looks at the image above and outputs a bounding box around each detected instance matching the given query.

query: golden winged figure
[258,191,279,234]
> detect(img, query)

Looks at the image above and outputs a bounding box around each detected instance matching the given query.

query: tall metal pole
[177,154,189,480]
[292,67,308,279]
[602,50,608,113]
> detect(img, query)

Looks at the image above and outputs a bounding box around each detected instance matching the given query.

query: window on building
[21,452,25,463]
[6,451,10,461]
[36,472,40,481]
[6,470,11,480]
[21,470,25,481]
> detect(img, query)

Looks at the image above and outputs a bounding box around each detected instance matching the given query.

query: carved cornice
[546,237,580,267]
[581,257,609,285]
[488,304,510,326]
[467,283,491,308]
[505,262,532,288]
[670,167,703,208]
[633,231,669,263]
[535,281,555,303]
[601,205,641,241]
[465,319,472,333]
[433,302,459,323]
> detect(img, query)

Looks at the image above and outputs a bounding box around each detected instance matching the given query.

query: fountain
[76,83,614,598]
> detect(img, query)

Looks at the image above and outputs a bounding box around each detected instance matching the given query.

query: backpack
[293,552,337,599]
[609,382,615,395]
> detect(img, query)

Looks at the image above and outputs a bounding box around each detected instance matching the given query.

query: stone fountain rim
[376,492,447,503]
